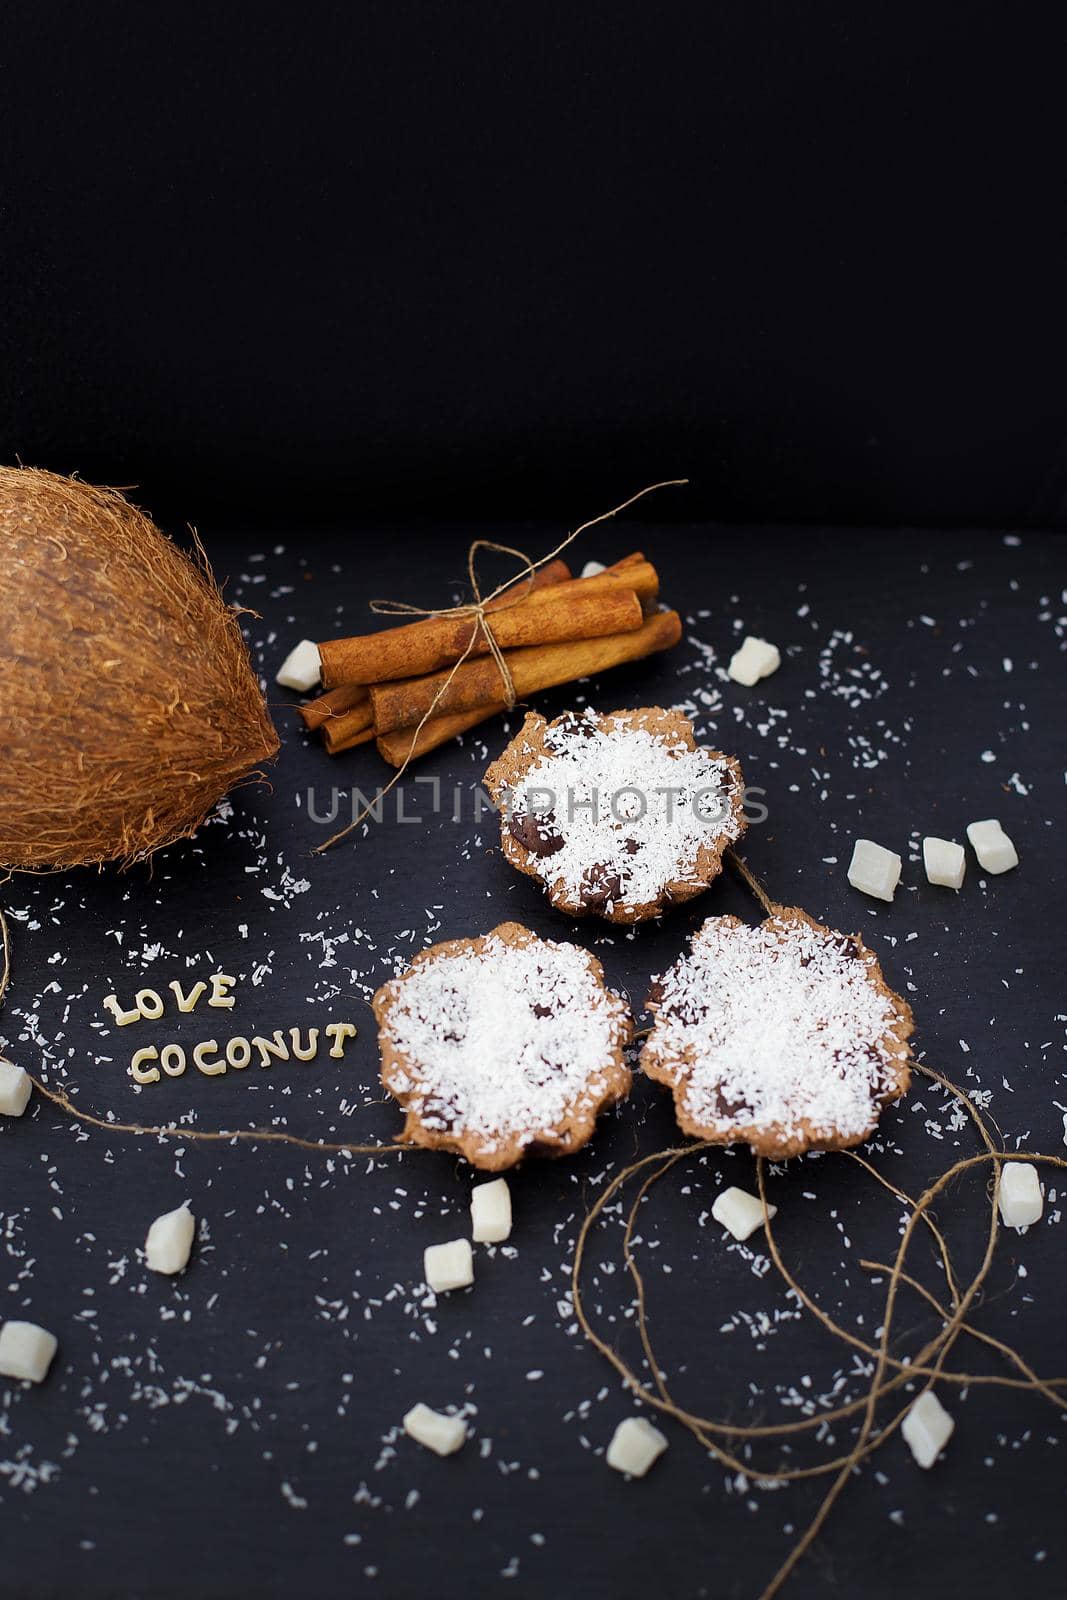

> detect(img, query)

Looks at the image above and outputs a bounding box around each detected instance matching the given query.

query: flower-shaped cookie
[483,707,746,925]
[642,908,914,1158]
[373,921,633,1169]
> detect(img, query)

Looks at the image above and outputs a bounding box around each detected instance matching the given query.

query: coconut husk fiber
[0,467,279,869]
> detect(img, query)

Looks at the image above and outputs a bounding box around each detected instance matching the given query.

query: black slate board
[1,522,1064,1600]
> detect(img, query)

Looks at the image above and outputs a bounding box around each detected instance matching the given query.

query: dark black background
[1,521,1064,1600]
[3,2,1067,528]
[2,6,1067,1597]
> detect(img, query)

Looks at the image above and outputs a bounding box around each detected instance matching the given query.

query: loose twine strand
[312,479,688,853]
[4,858,1064,1597]
[0,906,406,1158]
[574,852,1067,1598]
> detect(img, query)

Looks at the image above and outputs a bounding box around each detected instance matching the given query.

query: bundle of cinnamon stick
[300,553,681,766]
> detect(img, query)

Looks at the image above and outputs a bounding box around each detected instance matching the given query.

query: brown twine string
[369,537,535,711]
[21,1071,409,1159]
[572,861,1067,1598]
[572,1104,1067,1596]
[0,906,406,1158]
[724,848,782,916]
[312,479,688,853]
[6,852,1064,1595]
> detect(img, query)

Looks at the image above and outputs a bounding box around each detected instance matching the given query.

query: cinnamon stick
[321,700,375,753]
[322,583,643,690]
[376,704,506,766]
[370,609,682,736]
[326,724,375,753]
[318,556,573,688]
[507,560,659,613]
[298,683,369,732]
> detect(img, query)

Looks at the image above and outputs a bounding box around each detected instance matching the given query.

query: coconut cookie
[483,708,746,925]
[372,921,633,1170]
[642,908,914,1158]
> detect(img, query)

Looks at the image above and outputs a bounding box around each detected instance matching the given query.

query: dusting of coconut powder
[378,930,631,1155]
[496,710,744,914]
[644,914,912,1150]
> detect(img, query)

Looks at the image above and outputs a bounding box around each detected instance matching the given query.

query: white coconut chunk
[0,1058,31,1117]
[727,634,781,687]
[275,639,322,692]
[580,560,607,578]
[424,1238,474,1293]
[901,1390,954,1468]
[922,837,966,890]
[606,1416,669,1477]
[470,1178,512,1243]
[145,1204,196,1274]
[966,818,1018,875]
[711,1185,777,1242]
[0,1320,58,1384]
[998,1161,1043,1229]
[847,839,902,902]
[403,1402,468,1456]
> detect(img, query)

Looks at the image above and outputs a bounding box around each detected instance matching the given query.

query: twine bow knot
[368,538,543,710]
[315,479,688,852]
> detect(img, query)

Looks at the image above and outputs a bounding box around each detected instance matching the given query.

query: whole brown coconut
[0,468,279,869]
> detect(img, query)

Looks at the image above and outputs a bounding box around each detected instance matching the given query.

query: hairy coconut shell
[0,468,279,869]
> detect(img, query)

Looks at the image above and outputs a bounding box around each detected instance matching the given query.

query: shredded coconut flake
[648,916,905,1144]
[381,933,628,1152]
[505,712,742,911]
